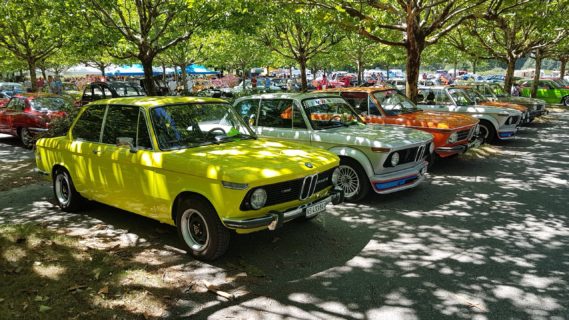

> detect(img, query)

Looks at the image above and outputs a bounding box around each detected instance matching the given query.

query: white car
[416,86,522,143]
[234,92,434,202]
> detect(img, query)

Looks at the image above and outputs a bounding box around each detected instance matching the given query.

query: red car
[0,93,72,148]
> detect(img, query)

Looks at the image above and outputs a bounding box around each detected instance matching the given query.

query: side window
[258,99,293,128]
[234,100,259,126]
[72,105,106,142]
[102,86,113,98]
[83,86,92,100]
[435,90,452,104]
[102,106,152,149]
[292,104,307,129]
[6,98,23,111]
[93,85,103,100]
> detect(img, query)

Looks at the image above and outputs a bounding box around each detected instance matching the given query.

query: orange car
[452,85,530,125]
[322,87,481,161]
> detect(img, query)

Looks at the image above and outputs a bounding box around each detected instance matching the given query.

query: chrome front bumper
[222,187,344,230]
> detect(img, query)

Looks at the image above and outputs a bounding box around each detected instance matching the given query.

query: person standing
[36,77,45,92]
[265,77,271,90]
[186,76,193,94]
[321,74,328,90]
[251,76,257,90]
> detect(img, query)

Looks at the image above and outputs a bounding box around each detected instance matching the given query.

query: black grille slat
[457,129,470,141]
[240,167,336,210]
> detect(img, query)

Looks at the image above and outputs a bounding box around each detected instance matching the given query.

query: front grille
[385,146,425,167]
[456,129,470,141]
[506,116,520,125]
[240,168,335,210]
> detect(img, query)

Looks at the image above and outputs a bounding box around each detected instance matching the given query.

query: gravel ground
[1,109,568,320]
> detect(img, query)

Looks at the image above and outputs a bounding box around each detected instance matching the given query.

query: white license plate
[306,200,328,218]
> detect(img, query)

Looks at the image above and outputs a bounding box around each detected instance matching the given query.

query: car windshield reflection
[30,97,73,111]
[150,103,256,150]
[302,97,365,130]
[373,90,420,115]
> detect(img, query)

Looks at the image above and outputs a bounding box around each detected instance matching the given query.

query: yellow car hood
[162,138,339,185]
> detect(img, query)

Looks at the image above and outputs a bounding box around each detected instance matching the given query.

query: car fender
[327,146,374,178]
[470,114,500,130]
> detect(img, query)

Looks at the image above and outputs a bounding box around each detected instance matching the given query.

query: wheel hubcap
[55,174,70,206]
[21,129,32,147]
[181,209,209,252]
[337,165,360,198]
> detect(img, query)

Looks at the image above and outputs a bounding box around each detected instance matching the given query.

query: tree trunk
[560,57,567,79]
[241,64,247,88]
[453,56,458,80]
[28,59,37,92]
[162,64,166,82]
[181,65,188,93]
[141,56,157,95]
[531,49,542,98]
[503,58,517,96]
[299,58,308,92]
[472,59,477,75]
[99,65,106,78]
[405,44,423,102]
[356,60,363,85]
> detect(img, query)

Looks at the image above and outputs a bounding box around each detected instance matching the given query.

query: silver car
[234,93,434,202]
[416,86,523,143]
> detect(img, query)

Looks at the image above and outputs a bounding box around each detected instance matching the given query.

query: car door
[0,98,24,135]
[254,98,312,144]
[97,105,157,218]
[68,104,107,201]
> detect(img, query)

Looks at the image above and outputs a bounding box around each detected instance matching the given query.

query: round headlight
[331,167,341,186]
[390,152,400,167]
[429,142,435,154]
[447,132,458,144]
[250,188,267,210]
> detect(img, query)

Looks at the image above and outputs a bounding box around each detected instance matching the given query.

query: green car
[519,79,569,106]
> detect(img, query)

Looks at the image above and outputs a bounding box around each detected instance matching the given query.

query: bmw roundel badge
[305,162,313,168]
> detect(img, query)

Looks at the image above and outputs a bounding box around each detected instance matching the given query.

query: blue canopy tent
[185,64,219,75]
[109,64,162,77]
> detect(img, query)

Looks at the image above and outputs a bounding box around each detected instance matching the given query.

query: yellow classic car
[35,97,343,260]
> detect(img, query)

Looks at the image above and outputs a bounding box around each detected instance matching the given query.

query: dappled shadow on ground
[1,112,568,319]
[0,134,42,191]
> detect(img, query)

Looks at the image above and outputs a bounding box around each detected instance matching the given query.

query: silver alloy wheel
[54,173,71,206]
[337,164,360,199]
[20,128,33,148]
[564,96,569,107]
[180,209,210,252]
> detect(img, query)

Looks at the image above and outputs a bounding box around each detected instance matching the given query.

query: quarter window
[72,105,106,142]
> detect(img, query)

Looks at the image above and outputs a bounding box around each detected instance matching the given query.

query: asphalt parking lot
[1,109,568,319]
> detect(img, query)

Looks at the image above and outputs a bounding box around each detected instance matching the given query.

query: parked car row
[0,80,549,260]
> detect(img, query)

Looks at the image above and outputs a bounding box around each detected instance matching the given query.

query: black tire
[176,198,230,261]
[563,96,569,107]
[426,152,438,169]
[53,168,84,212]
[19,128,34,149]
[337,158,370,202]
[478,120,497,144]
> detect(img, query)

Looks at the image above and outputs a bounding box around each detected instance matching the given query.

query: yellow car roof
[90,96,228,108]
